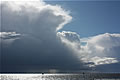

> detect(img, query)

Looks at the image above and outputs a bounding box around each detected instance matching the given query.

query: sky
[47,1,120,37]
[0,0,120,73]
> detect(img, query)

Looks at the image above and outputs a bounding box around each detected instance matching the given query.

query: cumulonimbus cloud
[1,0,120,72]
[0,0,87,72]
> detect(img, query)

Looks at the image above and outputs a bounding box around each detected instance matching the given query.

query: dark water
[0,74,120,80]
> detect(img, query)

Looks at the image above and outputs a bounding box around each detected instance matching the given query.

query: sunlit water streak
[0,74,120,80]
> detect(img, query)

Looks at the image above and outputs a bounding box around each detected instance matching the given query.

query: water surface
[1,74,120,80]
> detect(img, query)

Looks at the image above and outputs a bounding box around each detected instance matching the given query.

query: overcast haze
[0,0,120,73]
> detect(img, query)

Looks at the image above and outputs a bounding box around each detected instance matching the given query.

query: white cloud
[58,32,120,67]
[0,32,20,39]
[90,57,118,66]
[57,31,80,43]
[82,33,120,66]
[1,1,72,33]
[84,33,120,57]
[1,0,72,48]
[1,0,41,1]
[0,32,21,47]
[57,31,81,57]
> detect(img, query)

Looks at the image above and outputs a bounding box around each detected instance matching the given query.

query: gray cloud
[0,1,89,73]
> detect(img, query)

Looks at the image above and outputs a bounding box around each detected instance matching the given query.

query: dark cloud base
[1,36,89,73]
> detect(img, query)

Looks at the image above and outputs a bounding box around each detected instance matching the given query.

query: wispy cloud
[0,32,21,47]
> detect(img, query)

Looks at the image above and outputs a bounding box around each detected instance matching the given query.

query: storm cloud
[1,0,120,73]
[0,0,88,72]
